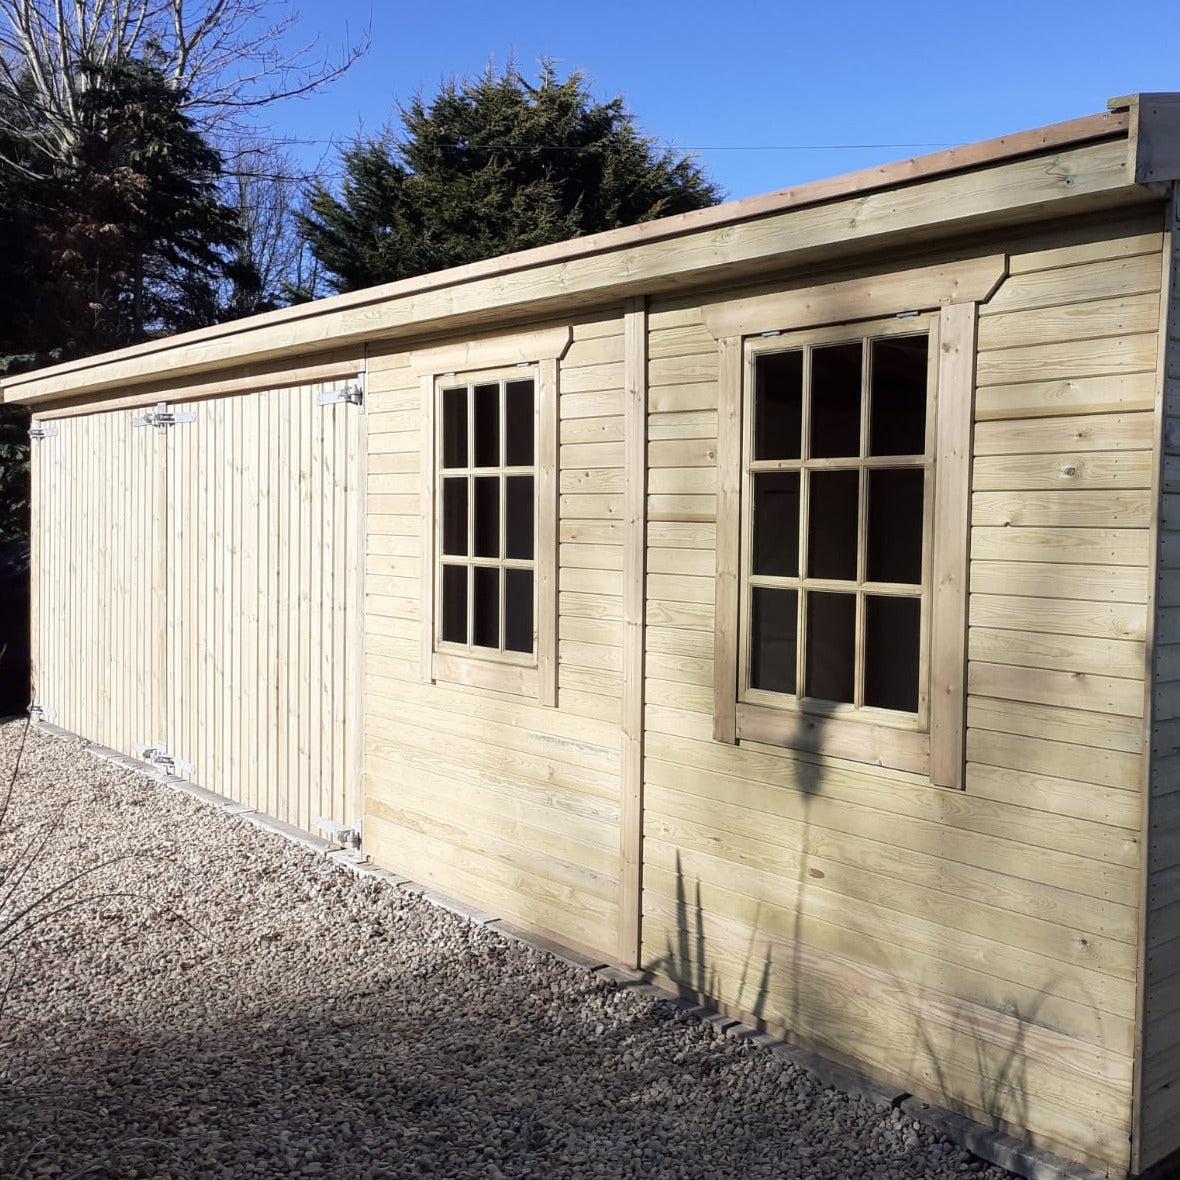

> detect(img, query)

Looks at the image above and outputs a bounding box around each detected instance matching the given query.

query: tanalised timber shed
[8,93,1180,1177]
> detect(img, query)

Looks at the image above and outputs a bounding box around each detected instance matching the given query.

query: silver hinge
[133,402,196,431]
[28,424,58,440]
[27,701,56,723]
[315,816,363,849]
[133,743,195,778]
[316,375,365,411]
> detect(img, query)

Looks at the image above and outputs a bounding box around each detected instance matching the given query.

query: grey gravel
[0,720,1015,1179]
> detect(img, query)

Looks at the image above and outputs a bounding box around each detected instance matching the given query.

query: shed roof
[6,92,1180,409]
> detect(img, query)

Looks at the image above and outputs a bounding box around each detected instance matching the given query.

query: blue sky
[270,0,1178,201]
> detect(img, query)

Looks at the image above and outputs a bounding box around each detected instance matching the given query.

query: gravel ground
[0,720,1015,1180]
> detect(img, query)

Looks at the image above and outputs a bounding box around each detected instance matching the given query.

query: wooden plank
[408,324,571,373]
[972,449,1153,491]
[931,302,975,790]
[538,358,560,707]
[712,337,741,744]
[620,297,647,968]
[974,372,1158,421]
[701,256,1007,339]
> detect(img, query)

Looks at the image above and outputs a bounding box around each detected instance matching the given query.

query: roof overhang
[4,95,1177,409]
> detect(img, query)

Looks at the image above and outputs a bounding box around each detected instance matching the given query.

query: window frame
[417,339,562,704]
[737,316,939,734]
[433,367,540,668]
[711,289,982,787]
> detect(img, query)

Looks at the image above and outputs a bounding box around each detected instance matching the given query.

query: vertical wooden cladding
[1138,189,1180,1174]
[30,384,364,838]
[31,410,165,755]
[362,315,627,959]
[166,387,364,833]
[640,212,1166,1176]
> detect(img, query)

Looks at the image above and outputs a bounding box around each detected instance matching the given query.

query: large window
[437,372,537,661]
[741,321,935,726]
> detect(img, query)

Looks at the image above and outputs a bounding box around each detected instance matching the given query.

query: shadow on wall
[638,743,1102,1161]
[0,543,29,717]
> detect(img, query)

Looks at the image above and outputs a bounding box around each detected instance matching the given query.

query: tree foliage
[1,55,241,368]
[300,62,722,293]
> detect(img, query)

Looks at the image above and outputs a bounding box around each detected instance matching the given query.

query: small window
[436,374,537,660]
[741,325,932,723]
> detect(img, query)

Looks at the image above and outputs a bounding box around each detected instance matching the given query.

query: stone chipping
[0,720,1015,1179]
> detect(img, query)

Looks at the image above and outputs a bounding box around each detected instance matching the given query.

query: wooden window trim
[419,351,561,704]
[714,299,978,789]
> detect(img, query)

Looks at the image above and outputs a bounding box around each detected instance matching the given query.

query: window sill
[734,700,930,775]
[430,650,540,699]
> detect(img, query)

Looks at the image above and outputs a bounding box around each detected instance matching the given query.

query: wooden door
[30,409,167,758]
[166,385,364,835]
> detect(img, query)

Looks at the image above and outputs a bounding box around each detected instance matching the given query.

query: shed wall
[362,314,626,958]
[1140,190,1180,1172]
[638,211,1163,1175]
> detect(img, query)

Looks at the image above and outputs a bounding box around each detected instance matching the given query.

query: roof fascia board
[4,124,1143,407]
[1110,93,1180,186]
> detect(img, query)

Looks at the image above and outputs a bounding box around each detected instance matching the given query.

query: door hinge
[316,816,363,850]
[28,424,58,440]
[316,375,365,411]
[133,743,195,778]
[133,402,196,431]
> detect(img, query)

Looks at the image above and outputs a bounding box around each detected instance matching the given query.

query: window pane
[506,475,534,560]
[810,342,862,458]
[754,351,803,460]
[867,469,924,585]
[752,471,800,577]
[864,595,920,712]
[442,387,467,468]
[505,379,535,466]
[473,566,499,649]
[807,470,858,581]
[505,568,534,653]
[441,565,467,644]
[805,591,855,704]
[473,476,499,558]
[750,587,797,694]
[442,478,468,556]
[474,382,500,467]
[870,336,928,456]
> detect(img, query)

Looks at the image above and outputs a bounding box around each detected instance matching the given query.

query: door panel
[166,386,363,833]
[31,410,166,757]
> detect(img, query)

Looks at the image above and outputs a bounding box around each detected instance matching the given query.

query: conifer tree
[300,62,722,293]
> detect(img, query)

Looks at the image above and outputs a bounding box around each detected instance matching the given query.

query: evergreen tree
[38,56,241,353]
[300,62,722,293]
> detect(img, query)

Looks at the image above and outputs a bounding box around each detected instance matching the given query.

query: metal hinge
[316,375,365,411]
[133,743,195,778]
[27,702,56,723]
[133,402,196,431]
[28,424,58,440]
[315,816,363,850]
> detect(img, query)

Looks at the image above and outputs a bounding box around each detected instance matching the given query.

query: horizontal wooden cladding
[362,315,625,958]
[635,215,1163,1177]
[640,870,1131,1169]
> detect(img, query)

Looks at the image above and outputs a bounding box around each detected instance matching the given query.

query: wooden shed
[8,92,1180,1178]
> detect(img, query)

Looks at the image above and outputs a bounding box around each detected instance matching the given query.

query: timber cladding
[21,97,1180,1180]
[362,315,628,959]
[639,211,1164,1175]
